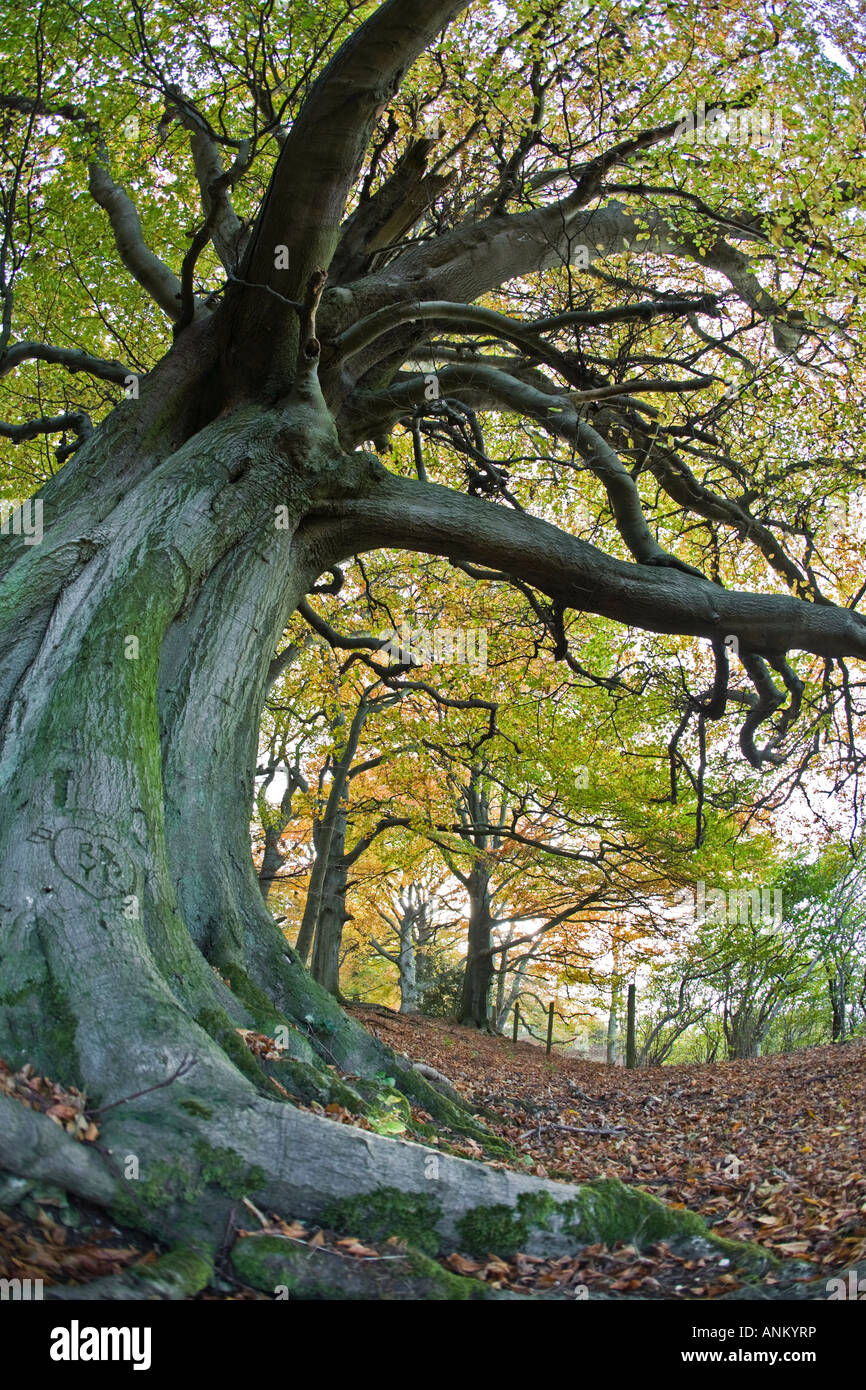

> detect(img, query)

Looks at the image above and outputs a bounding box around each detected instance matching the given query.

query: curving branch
[296,468,866,670]
[87,159,187,322]
[0,340,131,384]
[0,410,92,459]
[353,360,708,569]
[595,405,821,602]
[185,126,251,271]
[298,597,388,652]
[329,297,720,400]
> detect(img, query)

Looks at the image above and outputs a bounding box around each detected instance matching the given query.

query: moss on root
[112,1137,265,1227]
[231,1233,494,1300]
[191,1140,265,1200]
[267,1056,366,1110]
[456,1179,727,1259]
[195,1006,278,1096]
[129,1247,214,1298]
[323,1188,443,1256]
[319,1178,725,1266]
[220,963,289,1035]
[388,1061,514,1160]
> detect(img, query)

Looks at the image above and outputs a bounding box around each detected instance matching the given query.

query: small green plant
[368,1095,408,1137]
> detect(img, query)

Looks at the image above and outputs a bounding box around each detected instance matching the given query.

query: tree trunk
[606,987,620,1065]
[828,967,847,1042]
[495,952,528,1032]
[295,701,367,964]
[0,333,506,1275]
[258,777,298,901]
[310,810,350,997]
[626,983,637,1069]
[457,863,495,1028]
[398,911,419,1014]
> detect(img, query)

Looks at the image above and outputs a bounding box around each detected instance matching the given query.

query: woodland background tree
[1,0,866,1297]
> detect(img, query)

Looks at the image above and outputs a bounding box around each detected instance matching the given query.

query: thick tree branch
[232,0,470,377]
[387,194,811,354]
[297,469,866,666]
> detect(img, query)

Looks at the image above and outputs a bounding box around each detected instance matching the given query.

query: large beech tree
[1,0,865,1297]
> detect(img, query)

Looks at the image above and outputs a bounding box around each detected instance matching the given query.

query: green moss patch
[457,1179,710,1258]
[323,1187,443,1256]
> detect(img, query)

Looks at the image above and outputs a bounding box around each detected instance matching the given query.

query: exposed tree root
[1,1082,847,1301]
[42,1249,213,1301]
[231,1234,510,1300]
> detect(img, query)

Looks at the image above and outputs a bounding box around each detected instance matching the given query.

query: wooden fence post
[512,1005,519,1044]
[546,1001,555,1056]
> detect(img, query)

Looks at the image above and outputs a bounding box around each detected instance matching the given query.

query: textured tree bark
[458,862,495,1028]
[310,809,350,996]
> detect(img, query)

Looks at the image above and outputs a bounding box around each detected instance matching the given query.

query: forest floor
[1,1018,863,1300]
[346,1008,866,1297]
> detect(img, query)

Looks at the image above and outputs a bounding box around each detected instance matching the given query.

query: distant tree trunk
[258,831,287,902]
[258,774,301,902]
[295,698,367,963]
[370,887,429,1013]
[606,981,621,1064]
[398,918,419,1014]
[494,941,509,1025]
[495,952,529,1032]
[310,809,350,997]
[828,966,847,1041]
[724,1009,761,1059]
[458,863,494,1029]
[626,983,637,1069]
[606,1010,617,1064]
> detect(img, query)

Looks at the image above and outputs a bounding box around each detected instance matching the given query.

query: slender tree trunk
[606,981,621,1064]
[295,703,366,963]
[626,983,637,1069]
[458,863,494,1029]
[310,810,350,996]
[495,953,528,1032]
[258,781,297,901]
[398,920,419,1014]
